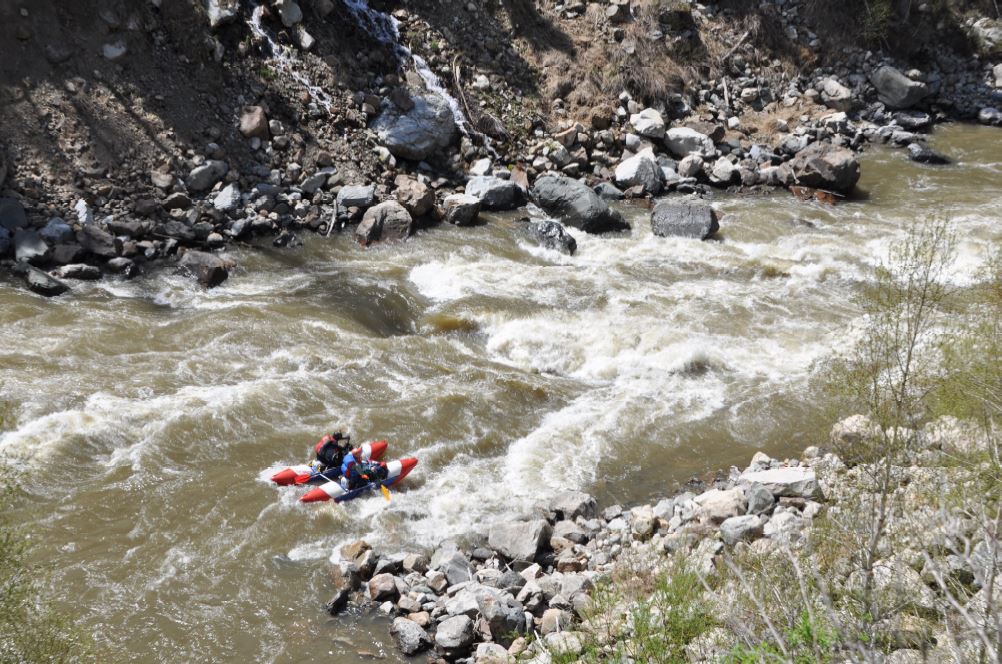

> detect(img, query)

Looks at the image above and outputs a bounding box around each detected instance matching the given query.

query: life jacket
[315,433,350,468]
[339,452,358,480]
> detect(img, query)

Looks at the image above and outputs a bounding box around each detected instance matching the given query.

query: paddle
[380,485,391,502]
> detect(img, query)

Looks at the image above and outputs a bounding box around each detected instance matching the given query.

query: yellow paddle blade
[380,485,391,502]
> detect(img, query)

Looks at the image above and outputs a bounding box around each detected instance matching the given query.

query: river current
[1,125,999,662]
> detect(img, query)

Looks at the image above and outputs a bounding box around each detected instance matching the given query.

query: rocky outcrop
[789,143,860,193]
[650,199,720,240]
[371,93,458,161]
[531,174,628,234]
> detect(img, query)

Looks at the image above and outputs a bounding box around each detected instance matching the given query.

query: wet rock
[531,174,628,234]
[978,107,1002,126]
[594,182,624,200]
[106,257,138,279]
[664,127,715,158]
[391,616,431,655]
[393,176,434,217]
[870,66,929,109]
[178,250,232,288]
[371,93,458,161]
[368,573,399,602]
[465,176,527,211]
[39,218,74,244]
[239,106,269,139]
[740,467,820,499]
[24,266,69,296]
[355,201,412,246]
[442,194,481,226]
[187,160,228,193]
[521,220,576,256]
[77,225,117,258]
[435,615,474,657]
[14,229,49,265]
[614,148,664,194]
[0,198,28,231]
[651,199,720,240]
[789,143,860,193]
[894,111,933,131]
[488,520,552,562]
[907,143,950,165]
[325,587,350,614]
[549,491,596,520]
[52,264,101,280]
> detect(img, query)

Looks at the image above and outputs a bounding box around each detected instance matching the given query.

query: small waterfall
[246,5,333,114]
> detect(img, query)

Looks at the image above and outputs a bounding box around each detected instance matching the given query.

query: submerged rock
[907,143,950,165]
[24,266,69,297]
[651,199,719,240]
[520,220,577,255]
[178,250,233,288]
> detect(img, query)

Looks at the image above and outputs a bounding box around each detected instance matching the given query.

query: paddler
[311,431,352,479]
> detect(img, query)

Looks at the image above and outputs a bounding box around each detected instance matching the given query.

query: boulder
[391,617,431,655]
[474,642,513,664]
[870,66,929,109]
[434,551,473,586]
[594,182,624,200]
[650,199,719,240]
[744,482,775,515]
[541,607,574,635]
[39,218,74,244]
[629,108,666,139]
[970,18,1002,56]
[664,127,715,158]
[355,201,412,246]
[740,467,820,499]
[549,491,596,520]
[204,0,238,29]
[106,257,138,279]
[719,515,764,545]
[275,0,302,27]
[368,573,399,602]
[442,194,481,226]
[764,510,804,544]
[163,192,192,211]
[978,107,1002,126]
[474,586,526,645]
[52,264,101,280]
[677,154,704,179]
[435,615,474,658]
[371,93,458,161]
[614,148,664,194]
[520,220,576,256]
[488,519,552,562]
[709,157,737,185]
[213,184,241,212]
[336,184,376,211]
[14,229,49,265]
[0,198,27,231]
[187,160,228,193]
[907,143,950,165]
[239,106,269,139]
[789,143,860,193]
[393,176,434,217]
[24,267,69,297]
[820,78,854,112]
[531,174,628,234]
[178,250,233,288]
[465,176,527,211]
[77,225,117,258]
[695,487,747,523]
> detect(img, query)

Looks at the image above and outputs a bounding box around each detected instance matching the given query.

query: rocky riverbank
[2,1,1001,296]
[327,414,999,663]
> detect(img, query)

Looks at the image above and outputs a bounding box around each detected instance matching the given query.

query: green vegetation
[0,472,96,663]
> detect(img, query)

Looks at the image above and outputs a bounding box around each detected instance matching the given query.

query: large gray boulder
[77,225,117,258]
[664,127,715,158]
[549,491,596,520]
[0,198,27,232]
[435,615,474,657]
[520,220,576,255]
[24,267,69,297]
[614,148,664,194]
[488,519,552,562]
[820,78,854,112]
[473,586,526,646]
[651,199,719,240]
[14,229,49,265]
[789,143,860,193]
[465,176,527,211]
[391,617,431,655]
[336,184,376,211]
[442,194,481,226]
[970,18,1002,56]
[355,201,412,246]
[39,218,74,244]
[870,66,929,109]
[393,176,435,217]
[629,108,666,139]
[531,174,628,234]
[371,93,458,161]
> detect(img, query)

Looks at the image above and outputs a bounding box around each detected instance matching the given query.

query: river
[1,124,999,662]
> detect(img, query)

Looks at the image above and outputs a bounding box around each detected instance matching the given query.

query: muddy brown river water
[1,124,1000,662]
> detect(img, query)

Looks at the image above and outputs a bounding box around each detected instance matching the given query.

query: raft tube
[300,458,418,504]
[270,440,389,485]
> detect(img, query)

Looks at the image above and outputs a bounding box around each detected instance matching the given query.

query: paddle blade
[380,485,391,502]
